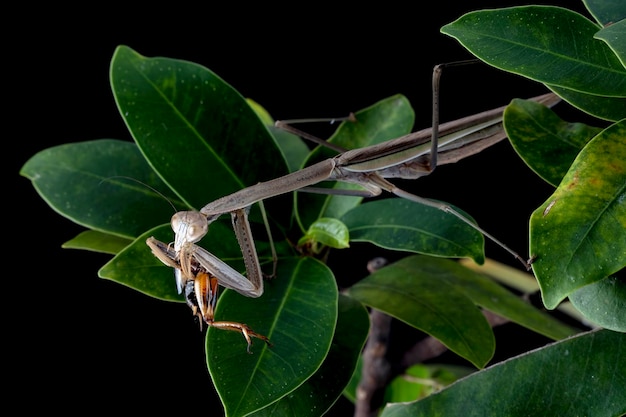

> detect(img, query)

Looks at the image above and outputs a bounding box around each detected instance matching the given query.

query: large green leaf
[505,98,601,186]
[346,256,495,368]
[440,6,626,97]
[20,139,181,239]
[110,45,288,213]
[342,199,485,264]
[413,256,579,340]
[249,295,369,417]
[207,257,338,417]
[380,329,626,417]
[295,94,415,228]
[530,120,626,309]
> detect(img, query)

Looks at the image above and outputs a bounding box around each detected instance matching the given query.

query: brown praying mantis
[147,64,560,350]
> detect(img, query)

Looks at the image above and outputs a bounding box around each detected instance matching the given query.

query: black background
[14,1,594,414]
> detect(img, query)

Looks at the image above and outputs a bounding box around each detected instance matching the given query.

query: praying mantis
[147,64,560,350]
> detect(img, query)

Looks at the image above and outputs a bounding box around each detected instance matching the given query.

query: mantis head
[172,211,208,252]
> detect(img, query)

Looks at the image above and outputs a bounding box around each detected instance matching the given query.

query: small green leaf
[346,256,495,368]
[249,295,369,417]
[530,120,626,309]
[384,364,474,403]
[342,199,485,264]
[62,230,132,254]
[208,257,338,417]
[441,6,626,97]
[298,217,350,253]
[569,274,626,332]
[505,98,601,186]
[380,329,626,417]
[20,139,181,239]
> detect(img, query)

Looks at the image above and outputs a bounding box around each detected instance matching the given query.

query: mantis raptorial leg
[151,65,561,327]
[146,236,271,353]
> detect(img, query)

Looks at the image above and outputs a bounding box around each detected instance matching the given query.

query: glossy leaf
[20,139,181,239]
[569,274,626,332]
[594,19,626,68]
[342,199,485,264]
[380,329,626,417]
[247,98,310,173]
[530,120,626,309]
[110,45,288,213]
[298,217,350,253]
[346,256,495,368]
[207,257,338,417]
[546,84,626,121]
[296,94,415,228]
[584,0,626,27]
[440,6,626,97]
[413,256,579,340]
[62,230,132,254]
[98,225,183,301]
[505,98,601,186]
[249,295,369,417]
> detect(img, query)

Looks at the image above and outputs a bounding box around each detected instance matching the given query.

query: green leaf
[327,94,415,151]
[546,84,626,121]
[440,6,626,97]
[247,98,310,173]
[594,19,626,68]
[584,0,626,26]
[298,217,350,253]
[384,364,474,403]
[342,354,362,403]
[569,274,626,332]
[346,256,495,368]
[62,230,132,254]
[296,94,415,227]
[207,257,338,417]
[98,225,183,302]
[110,45,288,212]
[380,329,626,417]
[421,257,579,340]
[530,119,626,309]
[20,139,181,238]
[342,199,485,264]
[249,295,369,417]
[505,98,601,186]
